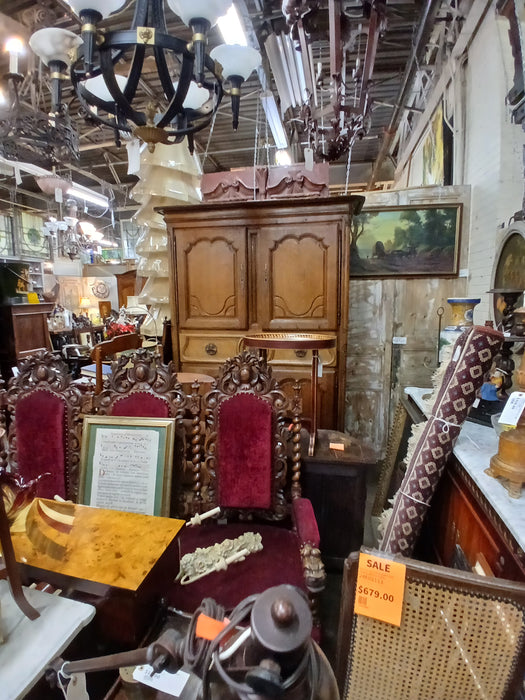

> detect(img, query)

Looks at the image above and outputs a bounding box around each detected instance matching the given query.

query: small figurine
[480,368,506,402]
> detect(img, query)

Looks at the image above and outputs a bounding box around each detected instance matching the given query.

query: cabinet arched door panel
[254,222,340,330]
[175,227,248,329]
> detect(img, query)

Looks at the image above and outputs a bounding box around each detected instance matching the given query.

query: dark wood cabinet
[0,303,54,380]
[164,196,364,430]
[301,429,375,569]
[421,456,525,581]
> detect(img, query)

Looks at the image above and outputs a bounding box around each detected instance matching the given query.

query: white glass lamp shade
[65,0,127,19]
[210,44,261,81]
[173,81,210,110]
[166,0,231,27]
[82,74,127,102]
[78,221,96,236]
[29,28,83,67]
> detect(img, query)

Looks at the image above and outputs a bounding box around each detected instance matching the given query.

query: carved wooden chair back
[336,548,525,700]
[90,332,143,394]
[197,350,303,518]
[3,351,83,501]
[92,347,186,419]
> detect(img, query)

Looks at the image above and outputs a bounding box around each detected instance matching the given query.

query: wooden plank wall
[344,186,473,458]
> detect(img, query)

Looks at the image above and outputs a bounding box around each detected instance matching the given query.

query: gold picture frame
[350,204,461,277]
[79,415,176,517]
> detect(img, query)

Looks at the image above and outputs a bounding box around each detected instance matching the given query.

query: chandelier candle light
[28,0,261,153]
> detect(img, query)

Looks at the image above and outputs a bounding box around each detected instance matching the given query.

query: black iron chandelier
[0,38,79,167]
[28,0,261,153]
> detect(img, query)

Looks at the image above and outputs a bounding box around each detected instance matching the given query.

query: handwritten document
[90,428,159,515]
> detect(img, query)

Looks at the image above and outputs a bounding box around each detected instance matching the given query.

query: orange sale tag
[195,613,230,641]
[354,552,406,627]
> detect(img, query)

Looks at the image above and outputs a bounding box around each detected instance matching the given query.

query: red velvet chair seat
[4,352,84,501]
[170,522,306,613]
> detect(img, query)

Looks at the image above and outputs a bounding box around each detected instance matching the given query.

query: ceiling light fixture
[275,149,292,166]
[217,5,247,46]
[28,0,262,153]
[0,155,110,210]
[67,185,109,209]
[0,37,80,167]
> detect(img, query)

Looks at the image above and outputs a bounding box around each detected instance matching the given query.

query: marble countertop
[404,387,525,555]
[0,580,95,699]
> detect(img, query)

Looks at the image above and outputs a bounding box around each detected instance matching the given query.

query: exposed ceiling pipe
[367,0,444,189]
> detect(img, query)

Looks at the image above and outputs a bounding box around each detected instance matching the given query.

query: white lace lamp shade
[135,228,168,253]
[137,254,169,278]
[140,141,203,173]
[139,277,170,305]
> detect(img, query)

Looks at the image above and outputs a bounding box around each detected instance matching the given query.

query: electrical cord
[201,594,259,700]
[200,591,318,700]
[182,597,227,678]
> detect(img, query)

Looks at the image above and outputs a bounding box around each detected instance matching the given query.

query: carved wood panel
[175,228,247,329]
[255,224,339,330]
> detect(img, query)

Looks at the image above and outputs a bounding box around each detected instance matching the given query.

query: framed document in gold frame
[79,415,175,516]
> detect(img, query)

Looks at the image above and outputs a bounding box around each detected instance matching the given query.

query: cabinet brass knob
[205,343,218,356]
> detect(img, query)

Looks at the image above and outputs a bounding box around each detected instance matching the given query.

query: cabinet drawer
[179,332,244,363]
[264,347,336,368]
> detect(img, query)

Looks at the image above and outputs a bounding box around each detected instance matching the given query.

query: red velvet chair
[3,351,83,501]
[171,351,326,632]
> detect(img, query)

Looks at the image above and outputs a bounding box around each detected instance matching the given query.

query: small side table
[301,429,376,570]
[242,332,336,456]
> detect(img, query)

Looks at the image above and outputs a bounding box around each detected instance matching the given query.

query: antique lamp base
[487,426,525,498]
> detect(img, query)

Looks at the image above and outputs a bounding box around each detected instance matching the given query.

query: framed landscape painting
[350,204,461,277]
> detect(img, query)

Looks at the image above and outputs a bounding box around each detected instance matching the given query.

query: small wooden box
[10,499,184,645]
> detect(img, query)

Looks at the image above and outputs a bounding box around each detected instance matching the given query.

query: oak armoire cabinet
[163,196,364,430]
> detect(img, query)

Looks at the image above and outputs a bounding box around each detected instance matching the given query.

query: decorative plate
[91,280,110,299]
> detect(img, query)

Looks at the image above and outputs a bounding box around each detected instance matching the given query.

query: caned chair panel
[337,549,525,700]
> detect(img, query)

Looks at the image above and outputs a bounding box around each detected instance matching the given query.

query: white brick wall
[396,11,525,325]
[465,15,525,323]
